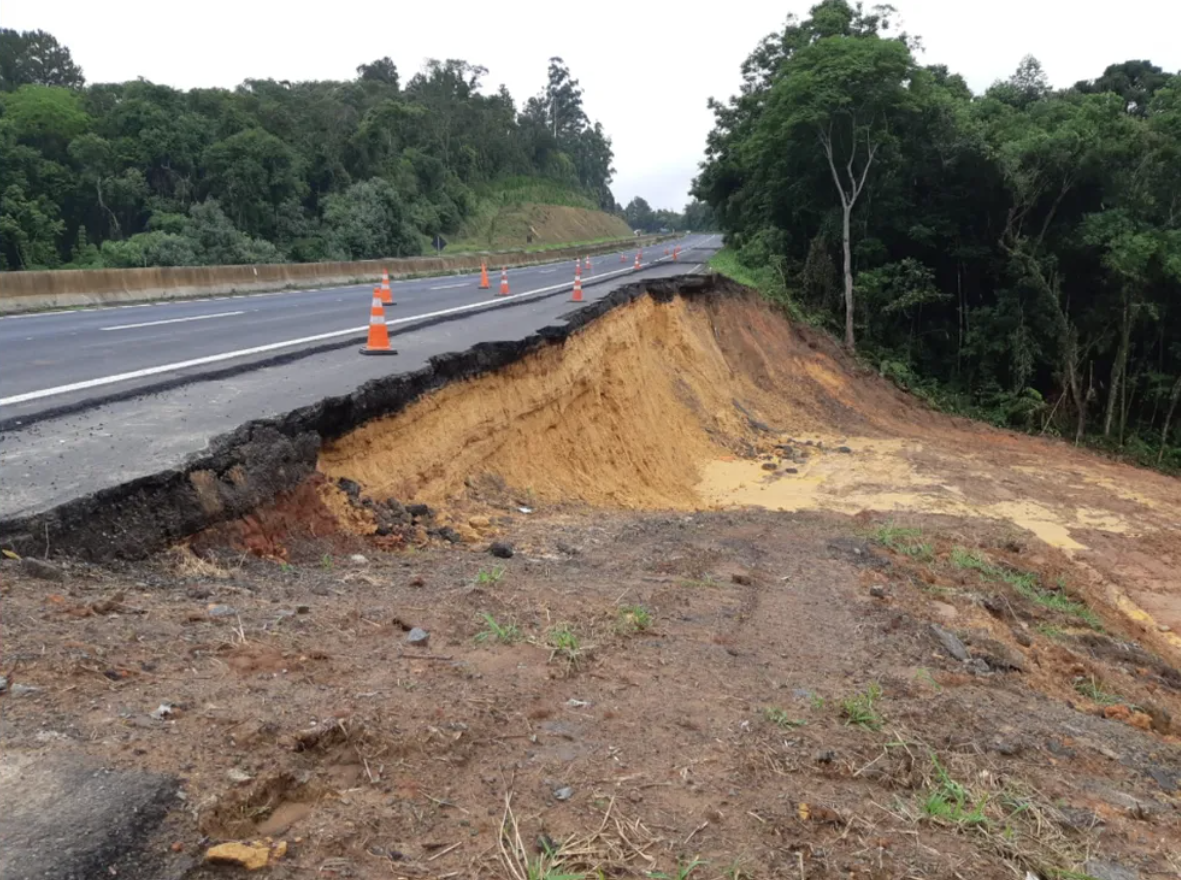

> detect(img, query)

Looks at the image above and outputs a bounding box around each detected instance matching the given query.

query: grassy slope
[448,177,633,252]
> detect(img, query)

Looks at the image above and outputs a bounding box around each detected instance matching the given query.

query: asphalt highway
[0,236,708,411]
[0,236,720,519]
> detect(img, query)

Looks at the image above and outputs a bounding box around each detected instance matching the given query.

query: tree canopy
[695,0,1181,467]
[0,35,619,269]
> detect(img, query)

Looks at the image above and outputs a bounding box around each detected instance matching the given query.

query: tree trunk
[1103,290,1131,437]
[1159,375,1181,463]
[842,203,854,350]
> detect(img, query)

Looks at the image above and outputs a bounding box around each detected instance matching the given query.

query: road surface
[0,236,720,520]
[0,236,707,419]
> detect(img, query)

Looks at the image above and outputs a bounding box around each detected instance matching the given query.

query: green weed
[950,547,1101,629]
[763,706,806,729]
[618,605,653,633]
[648,857,707,880]
[1073,676,1122,706]
[320,553,334,570]
[873,522,934,560]
[475,565,506,586]
[920,755,990,828]
[546,625,584,667]
[841,683,884,731]
[475,612,522,644]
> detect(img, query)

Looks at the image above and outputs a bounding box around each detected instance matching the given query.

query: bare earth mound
[3,282,1179,879]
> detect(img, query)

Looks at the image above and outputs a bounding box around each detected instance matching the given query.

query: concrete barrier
[0,236,670,315]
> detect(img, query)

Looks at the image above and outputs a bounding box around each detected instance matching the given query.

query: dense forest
[695,0,1181,467]
[0,29,630,269]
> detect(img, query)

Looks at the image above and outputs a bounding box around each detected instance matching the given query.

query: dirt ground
[3,287,1180,879]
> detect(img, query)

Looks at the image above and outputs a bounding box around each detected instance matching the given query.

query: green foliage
[617,605,653,633]
[696,0,1181,469]
[0,31,621,272]
[763,706,806,728]
[950,547,1102,628]
[1073,676,1123,706]
[475,612,522,644]
[475,565,505,585]
[840,682,884,730]
[921,755,990,827]
[871,522,933,560]
[0,29,85,91]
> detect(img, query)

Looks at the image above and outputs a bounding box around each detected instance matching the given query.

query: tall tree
[0,29,85,91]
[753,33,914,349]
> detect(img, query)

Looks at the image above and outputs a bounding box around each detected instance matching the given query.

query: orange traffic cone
[584,255,592,272]
[664,247,669,256]
[380,269,392,304]
[571,272,583,302]
[575,259,582,279]
[633,252,641,271]
[673,246,680,261]
[478,261,490,290]
[620,253,626,264]
[498,267,509,296]
[360,291,397,356]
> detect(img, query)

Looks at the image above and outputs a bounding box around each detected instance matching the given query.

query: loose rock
[205,839,287,870]
[435,526,462,544]
[0,675,7,693]
[349,554,369,565]
[407,503,433,518]
[20,557,65,582]
[869,585,887,599]
[407,627,430,647]
[10,684,40,696]
[930,624,970,661]
[489,541,515,559]
[731,573,753,586]
[1083,859,1140,880]
[836,446,852,454]
[206,604,237,618]
[553,785,574,801]
[761,462,777,471]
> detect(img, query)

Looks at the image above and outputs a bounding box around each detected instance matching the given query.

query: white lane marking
[0,236,712,408]
[0,242,677,321]
[100,310,246,331]
[538,269,557,274]
[428,282,467,290]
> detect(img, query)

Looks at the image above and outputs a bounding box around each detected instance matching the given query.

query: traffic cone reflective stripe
[380,269,392,304]
[575,259,582,279]
[479,262,490,289]
[498,268,510,296]
[360,294,397,356]
[633,252,641,271]
[571,273,583,302]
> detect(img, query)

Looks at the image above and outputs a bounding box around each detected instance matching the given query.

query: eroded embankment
[0,275,728,561]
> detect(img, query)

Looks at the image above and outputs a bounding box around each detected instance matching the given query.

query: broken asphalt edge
[0,273,728,562]
[0,263,658,434]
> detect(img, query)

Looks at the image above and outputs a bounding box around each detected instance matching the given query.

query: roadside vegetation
[699,0,1181,470]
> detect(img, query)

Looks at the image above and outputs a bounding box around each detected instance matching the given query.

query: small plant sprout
[618,604,653,633]
[872,522,934,560]
[320,553,334,570]
[475,564,506,585]
[546,624,584,667]
[475,612,522,644]
[763,706,806,729]
[920,755,990,828]
[841,682,884,731]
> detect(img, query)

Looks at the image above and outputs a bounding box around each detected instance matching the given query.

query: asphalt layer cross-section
[0,236,720,520]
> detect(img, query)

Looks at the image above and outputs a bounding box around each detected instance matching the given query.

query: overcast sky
[5,1,1179,210]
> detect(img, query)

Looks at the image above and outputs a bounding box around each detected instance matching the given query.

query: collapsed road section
[0,273,723,561]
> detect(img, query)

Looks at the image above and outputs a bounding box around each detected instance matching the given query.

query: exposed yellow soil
[318,287,1181,648]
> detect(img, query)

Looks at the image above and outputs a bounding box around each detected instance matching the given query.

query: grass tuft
[950,547,1101,629]
[840,683,884,731]
[475,612,522,644]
